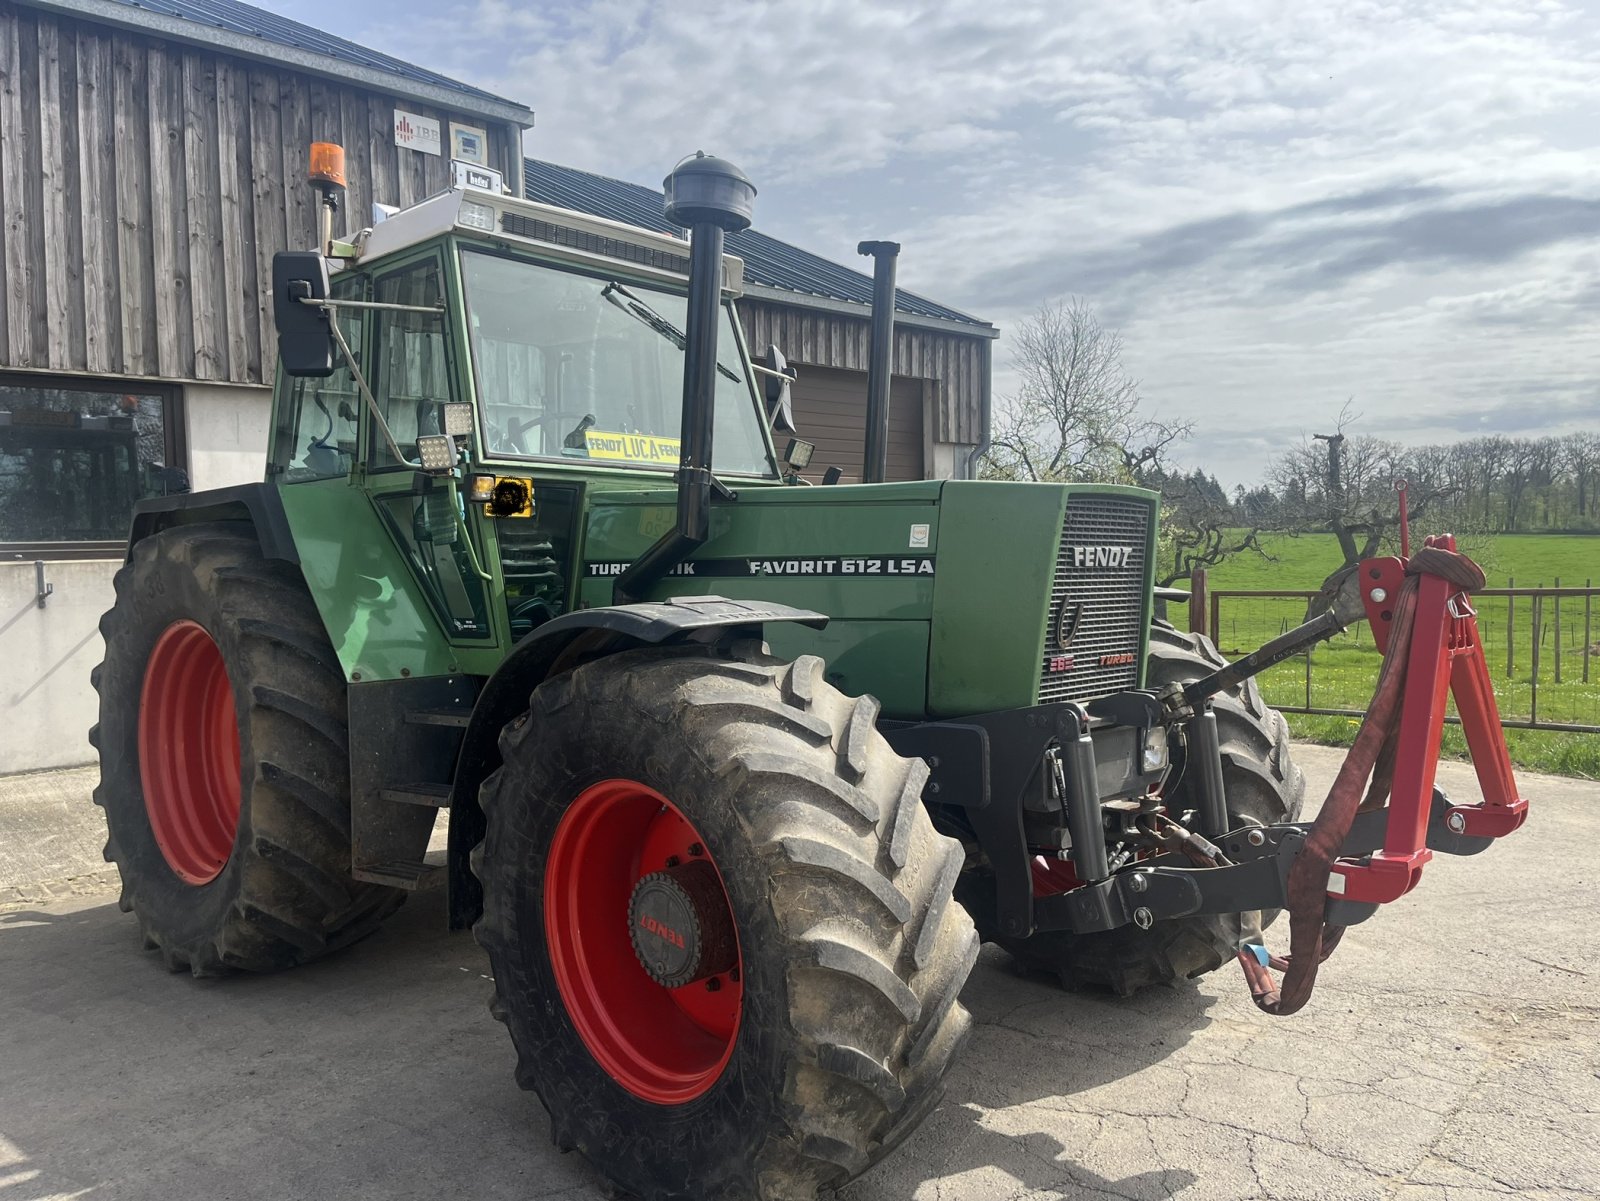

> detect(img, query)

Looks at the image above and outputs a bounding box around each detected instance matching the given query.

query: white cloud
[270,0,1600,483]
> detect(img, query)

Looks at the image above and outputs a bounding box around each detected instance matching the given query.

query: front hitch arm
[1038,786,1498,937]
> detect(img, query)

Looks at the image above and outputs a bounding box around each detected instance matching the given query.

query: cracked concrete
[1,745,1595,1199]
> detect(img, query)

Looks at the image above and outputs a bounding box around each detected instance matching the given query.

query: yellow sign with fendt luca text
[584,429,682,465]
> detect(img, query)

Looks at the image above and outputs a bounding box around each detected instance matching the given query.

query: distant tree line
[1257,427,1600,539]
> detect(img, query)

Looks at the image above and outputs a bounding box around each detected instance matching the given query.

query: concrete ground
[1,746,1595,1201]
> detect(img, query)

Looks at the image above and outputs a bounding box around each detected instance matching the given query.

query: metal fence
[1169,581,1600,734]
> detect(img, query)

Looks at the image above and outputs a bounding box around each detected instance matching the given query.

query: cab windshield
[460,248,776,476]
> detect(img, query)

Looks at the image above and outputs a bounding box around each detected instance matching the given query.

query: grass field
[1172,532,1600,779]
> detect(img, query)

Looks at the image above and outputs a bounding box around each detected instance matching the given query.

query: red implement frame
[1332,532,1530,906]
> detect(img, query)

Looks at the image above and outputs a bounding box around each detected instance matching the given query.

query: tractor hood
[579,480,1159,721]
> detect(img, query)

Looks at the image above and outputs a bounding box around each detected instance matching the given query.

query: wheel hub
[629,861,738,988]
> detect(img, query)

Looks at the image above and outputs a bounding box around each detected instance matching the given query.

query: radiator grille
[1038,496,1152,704]
[499,213,691,275]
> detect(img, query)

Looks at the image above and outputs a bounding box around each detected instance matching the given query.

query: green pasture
[1171,533,1600,779]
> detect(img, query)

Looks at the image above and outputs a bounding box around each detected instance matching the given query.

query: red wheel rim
[544,779,743,1104]
[138,620,242,885]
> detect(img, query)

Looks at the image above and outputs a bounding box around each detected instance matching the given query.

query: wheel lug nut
[705,977,721,992]
[665,855,680,867]
[688,842,704,857]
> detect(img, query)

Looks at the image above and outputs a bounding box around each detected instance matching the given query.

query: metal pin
[1134,907,1154,930]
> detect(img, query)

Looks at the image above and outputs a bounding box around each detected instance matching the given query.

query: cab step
[380,782,453,807]
[353,860,444,890]
[403,708,472,729]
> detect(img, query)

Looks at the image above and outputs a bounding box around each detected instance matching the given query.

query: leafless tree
[982,298,1190,484]
[1564,432,1600,520]
[1154,471,1266,587]
[1267,403,1455,567]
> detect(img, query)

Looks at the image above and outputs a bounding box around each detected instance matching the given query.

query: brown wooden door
[786,366,924,483]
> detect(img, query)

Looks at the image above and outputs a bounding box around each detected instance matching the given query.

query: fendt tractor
[93,145,1531,1200]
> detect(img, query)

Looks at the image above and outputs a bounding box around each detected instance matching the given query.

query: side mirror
[272,251,335,377]
[762,344,797,432]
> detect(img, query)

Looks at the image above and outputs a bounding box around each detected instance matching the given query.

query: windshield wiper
[602,281,741,382]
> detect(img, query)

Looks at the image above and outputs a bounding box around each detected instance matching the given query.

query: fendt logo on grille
[1067,545,1134,569]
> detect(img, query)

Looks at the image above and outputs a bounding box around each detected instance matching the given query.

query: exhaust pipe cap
[664,152,756,232]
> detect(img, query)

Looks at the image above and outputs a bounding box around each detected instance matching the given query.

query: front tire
[92,523,403,975]
[473,642,978,1201]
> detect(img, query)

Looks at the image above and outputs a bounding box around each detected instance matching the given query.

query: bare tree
[982,298,1190,484]
[1154,470,1266,587]
[1565,432,1600,520]
[1267,403,1455,567]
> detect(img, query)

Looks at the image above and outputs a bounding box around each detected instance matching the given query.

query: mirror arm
[321,305,418,468]
[298,296,446,316]
[749,362,796,383]
[450,479,495,583]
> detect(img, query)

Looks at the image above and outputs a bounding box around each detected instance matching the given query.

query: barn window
[0,374,184,559]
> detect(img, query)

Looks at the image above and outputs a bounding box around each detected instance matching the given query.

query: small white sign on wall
[451,122,489,165]
[394,109,442,155]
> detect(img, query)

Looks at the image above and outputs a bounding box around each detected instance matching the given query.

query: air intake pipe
[857,240,900,484]
[614,152,755,604]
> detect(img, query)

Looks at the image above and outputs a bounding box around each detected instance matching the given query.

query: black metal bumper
[881,696,1164,940]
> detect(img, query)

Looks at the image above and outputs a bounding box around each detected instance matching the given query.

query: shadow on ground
[0,892,1211,1201]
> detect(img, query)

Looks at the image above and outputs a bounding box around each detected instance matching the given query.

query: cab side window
[370,258,452,470]
[269,276,365,481]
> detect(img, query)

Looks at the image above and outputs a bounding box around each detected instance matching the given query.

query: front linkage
[893,528,1528,1014]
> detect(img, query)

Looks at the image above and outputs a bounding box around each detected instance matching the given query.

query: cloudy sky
[273,0,1600,485]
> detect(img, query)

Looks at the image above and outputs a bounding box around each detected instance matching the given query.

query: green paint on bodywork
[278,479,507,681]
[927,481,1065,716]
[581,481,942,716]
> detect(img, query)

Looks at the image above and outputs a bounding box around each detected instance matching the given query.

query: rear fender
[128,484,298,563]
[446,597,828,928]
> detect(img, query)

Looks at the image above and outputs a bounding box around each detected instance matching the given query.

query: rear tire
[965,621,1306,994]
[92,523,403,975]
[473,642,978,1201]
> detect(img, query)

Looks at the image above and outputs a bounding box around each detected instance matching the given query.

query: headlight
[457,199,497,232]
[1142,727,1169,773]
[416,434,457,472]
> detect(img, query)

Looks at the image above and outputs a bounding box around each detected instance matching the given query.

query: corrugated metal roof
[97,0,520,107]
[524,159,992,330]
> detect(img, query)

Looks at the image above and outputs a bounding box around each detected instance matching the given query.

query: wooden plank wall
[0,6,521,386]
[737,297,991,446]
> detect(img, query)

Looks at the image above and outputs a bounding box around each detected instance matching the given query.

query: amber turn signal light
[309,141,347,189]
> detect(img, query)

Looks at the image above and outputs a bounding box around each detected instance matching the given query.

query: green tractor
[93,150,1306,1199]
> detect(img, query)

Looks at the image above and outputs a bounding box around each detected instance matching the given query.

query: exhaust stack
[614,152,755,604]
[857,240,900,484]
